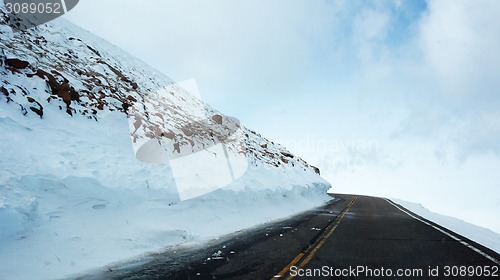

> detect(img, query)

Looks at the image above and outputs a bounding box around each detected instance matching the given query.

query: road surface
[87,194,499,279]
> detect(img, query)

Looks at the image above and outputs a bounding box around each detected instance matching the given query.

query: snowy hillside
[0,5,330,280]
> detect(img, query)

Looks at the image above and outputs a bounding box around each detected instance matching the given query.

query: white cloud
[352,8,390,62]
[409,0,500,158]
[419,0,500,104]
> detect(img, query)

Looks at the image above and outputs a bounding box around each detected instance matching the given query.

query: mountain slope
[0,6,330,280]
[1,8,320,176]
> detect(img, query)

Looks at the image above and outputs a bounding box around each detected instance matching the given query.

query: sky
[65,0,500,233]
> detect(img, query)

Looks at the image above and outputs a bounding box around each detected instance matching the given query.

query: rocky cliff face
[0,9,320,175]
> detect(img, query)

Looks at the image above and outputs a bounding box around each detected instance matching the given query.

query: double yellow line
[271,196,357,280]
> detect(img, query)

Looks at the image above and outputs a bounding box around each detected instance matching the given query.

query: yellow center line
[271,196,357,280]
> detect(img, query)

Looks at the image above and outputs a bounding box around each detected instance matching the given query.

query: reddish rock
[127,95,137,103]
[59,91,72,106]
[280,151,294,158]
[33,69,59,94]
[6,58,29,69]
[30,106,43,118]
[1,86,8,97]
[70,89,80,101]
[59,82,70,92]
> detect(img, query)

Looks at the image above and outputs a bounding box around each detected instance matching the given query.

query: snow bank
[393,199,500,254]
[0,21,330,280]
[0,107,326,278]
[0,86,330,280]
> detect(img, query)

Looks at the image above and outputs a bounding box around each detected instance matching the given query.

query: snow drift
[0,4,330,280]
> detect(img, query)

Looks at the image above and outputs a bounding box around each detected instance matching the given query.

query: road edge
[385,198,500,266]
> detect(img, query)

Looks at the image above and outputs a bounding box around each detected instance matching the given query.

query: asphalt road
[85,194,499,280]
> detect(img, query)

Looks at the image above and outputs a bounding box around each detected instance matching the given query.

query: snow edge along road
[385,199,500,266]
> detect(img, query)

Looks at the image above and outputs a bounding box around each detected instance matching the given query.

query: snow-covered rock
[0,3,330,279]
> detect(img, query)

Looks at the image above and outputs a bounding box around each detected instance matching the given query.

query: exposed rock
[280,151,294,158]
[212,114,223,125]
[59,91,72,106]
[1,86,8,97]
[32,69,59,94]
[173,142,181,154]
[6,58,29,69]
[311,166,321,175]
[29,106,43,118]
[122,102,129,112]
[97,102,105,110]
[87,45,101,56]
[163,131,176,140]
[19,104,27,115]
[181,127,194,137]
[127,95,138,103]
[71,90,80,101]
